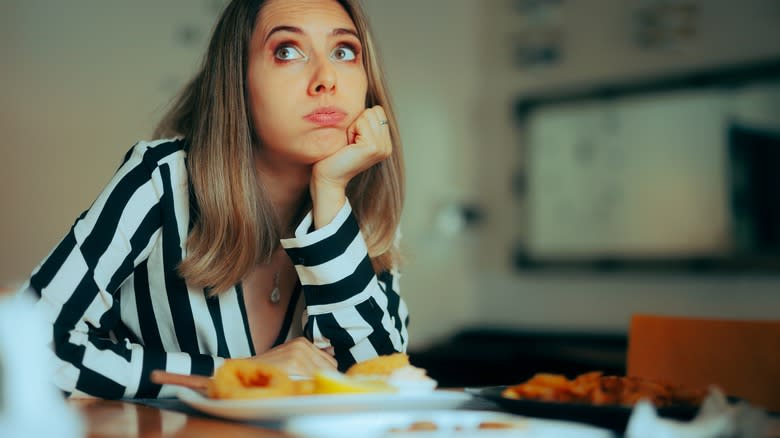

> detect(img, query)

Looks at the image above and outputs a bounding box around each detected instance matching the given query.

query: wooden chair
[627,314,780,412]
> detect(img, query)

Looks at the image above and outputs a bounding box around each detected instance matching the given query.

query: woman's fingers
[349,106,392,161]
[349,106,389,145]
[315,105,392,190]
[254,337,337,377]
[368,105,389,132]
[347,107,373,145]
[305,339,338,367]
[289,338,337,373]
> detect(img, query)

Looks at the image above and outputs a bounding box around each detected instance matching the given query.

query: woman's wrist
[310,178,347,229]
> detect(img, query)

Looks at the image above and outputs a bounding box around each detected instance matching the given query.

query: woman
[21,0,408,399]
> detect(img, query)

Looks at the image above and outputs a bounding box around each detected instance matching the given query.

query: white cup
[0,290,84,438]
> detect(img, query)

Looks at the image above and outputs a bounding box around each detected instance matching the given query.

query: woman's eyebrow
[332,28,358,39]
[264,25,302,44]
[264,25,359,44]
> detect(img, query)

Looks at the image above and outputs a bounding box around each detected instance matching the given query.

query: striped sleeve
[25,141,220,399]
[280,201,410,371]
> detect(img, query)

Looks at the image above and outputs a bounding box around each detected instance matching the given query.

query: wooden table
[72,399,291,438]
[72,397,780,438]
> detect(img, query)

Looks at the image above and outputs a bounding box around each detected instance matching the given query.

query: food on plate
[387,419,527,433]
[501,371,707,408]
[346,353,438,392]
[478,421,519,429]
[346,352,411,376]
[293,378,316,396]
[312,370,395,394]
[207,359,296,399]
[206,353,438,399]
[393,421,437,432]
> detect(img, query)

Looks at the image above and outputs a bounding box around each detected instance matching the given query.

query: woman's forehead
[257,0,355,40]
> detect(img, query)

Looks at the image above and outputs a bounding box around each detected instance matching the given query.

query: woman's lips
[304,107,347,126]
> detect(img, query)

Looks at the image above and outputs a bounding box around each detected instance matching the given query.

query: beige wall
[1,1,216,285]
[2,1,778,350]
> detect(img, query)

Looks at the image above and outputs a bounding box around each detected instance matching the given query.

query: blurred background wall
[1,0,778,351]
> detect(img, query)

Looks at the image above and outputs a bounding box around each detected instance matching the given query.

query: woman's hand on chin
[252,337,338,378]
[310,105,392,227]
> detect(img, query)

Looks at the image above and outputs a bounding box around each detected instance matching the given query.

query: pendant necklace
[269,271,281,304]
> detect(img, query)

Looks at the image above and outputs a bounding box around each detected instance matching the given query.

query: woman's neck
[253,151,311,235]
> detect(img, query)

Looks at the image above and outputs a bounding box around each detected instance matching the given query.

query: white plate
[177,388,472,421]
[285,410,615,438]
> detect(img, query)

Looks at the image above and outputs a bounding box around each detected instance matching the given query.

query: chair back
[627,314,780,412]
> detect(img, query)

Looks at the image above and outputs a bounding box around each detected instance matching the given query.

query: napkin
[625,387,770,438]
[0,289,84,438]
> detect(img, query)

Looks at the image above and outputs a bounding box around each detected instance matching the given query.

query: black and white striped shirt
[22,138,409,399]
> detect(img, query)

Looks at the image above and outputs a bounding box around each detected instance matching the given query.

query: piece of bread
[346,353,410,377]
[208,359,296,399]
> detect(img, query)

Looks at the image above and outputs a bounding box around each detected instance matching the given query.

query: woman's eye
[331,45,357,62]
[274,45,305,61]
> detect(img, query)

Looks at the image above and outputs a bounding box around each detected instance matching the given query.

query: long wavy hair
[154,0,405,294]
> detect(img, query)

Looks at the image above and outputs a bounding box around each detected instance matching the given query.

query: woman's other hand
[310,105,392,227]
[252,337,337,377]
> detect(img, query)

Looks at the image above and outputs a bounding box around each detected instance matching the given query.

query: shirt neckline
[235,280,302,356]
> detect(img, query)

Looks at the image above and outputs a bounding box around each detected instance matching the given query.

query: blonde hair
[154,0,404,294]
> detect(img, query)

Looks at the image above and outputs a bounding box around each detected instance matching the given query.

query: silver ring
[379,119,389,126]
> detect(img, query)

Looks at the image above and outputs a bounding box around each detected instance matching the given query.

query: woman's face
[248,0,368,164]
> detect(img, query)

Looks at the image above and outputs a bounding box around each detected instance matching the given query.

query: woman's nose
[308,58,336,96]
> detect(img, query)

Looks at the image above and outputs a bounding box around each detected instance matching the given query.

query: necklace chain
[269,271,281,304]
[266,247,284,305]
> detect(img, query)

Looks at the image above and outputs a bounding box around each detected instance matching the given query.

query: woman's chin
[303,129,347,157]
